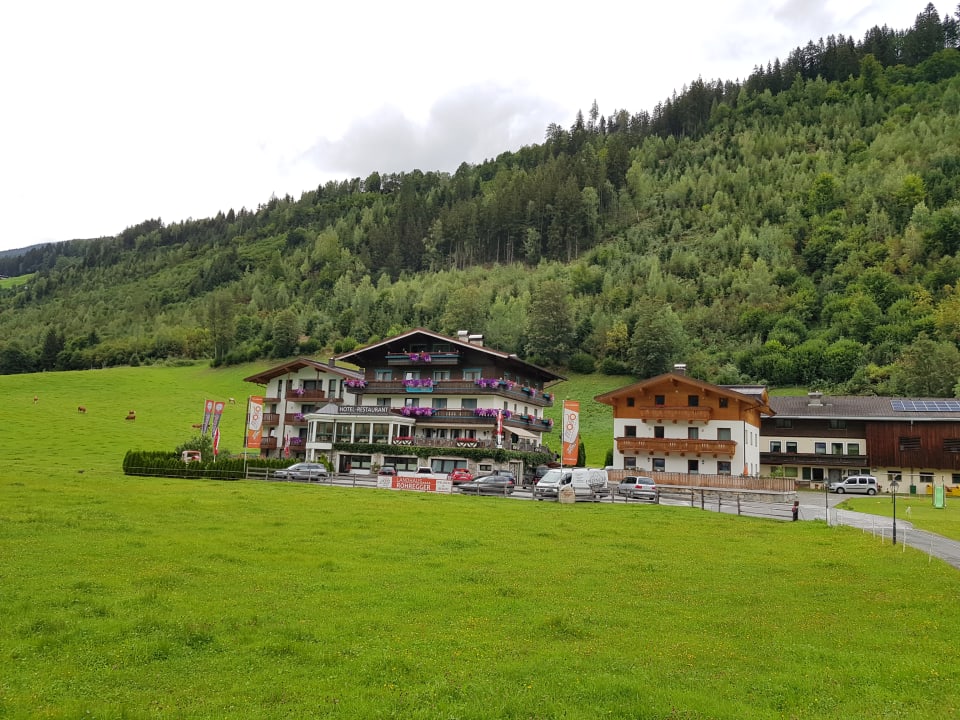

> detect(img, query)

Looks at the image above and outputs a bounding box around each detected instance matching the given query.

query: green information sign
[934,484,945,509]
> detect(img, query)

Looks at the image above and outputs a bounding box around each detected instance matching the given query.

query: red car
[449,468,473,485]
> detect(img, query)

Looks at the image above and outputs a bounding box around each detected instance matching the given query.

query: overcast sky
[0,1,926,253]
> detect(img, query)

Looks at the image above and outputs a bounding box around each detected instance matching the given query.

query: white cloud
[0,0,926,251]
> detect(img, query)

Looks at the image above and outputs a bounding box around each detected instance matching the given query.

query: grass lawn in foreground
[3,473,960,719]
[3,364,960,718]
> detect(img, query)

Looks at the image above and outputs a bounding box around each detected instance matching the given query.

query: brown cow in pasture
[78,406,87,414]
[125,410,136,421]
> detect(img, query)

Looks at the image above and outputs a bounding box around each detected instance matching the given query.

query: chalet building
[266,329,562,475]
[243,357,363,459]
[761,393,960,492]
[595,367,772,477]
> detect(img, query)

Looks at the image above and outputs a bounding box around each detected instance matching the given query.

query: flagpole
[243,396,250,479]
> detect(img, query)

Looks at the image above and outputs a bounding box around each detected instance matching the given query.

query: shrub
[568,352,596,373]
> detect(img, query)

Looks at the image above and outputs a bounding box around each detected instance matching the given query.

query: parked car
[828,475,878,495]
[458,475,515,495]
[449,467,474,484]
[274,462,328,481]
[534,468,610,501]
[616,475,658,501]
[481,469,517,483]
[523,464,551,487]
[377,465,397,476]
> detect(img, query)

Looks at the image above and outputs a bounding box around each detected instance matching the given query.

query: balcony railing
[354,380,554,406]
[760,451,868,468]
[390,408,554,432]
[285,413,307,425]
[260,437,278,449]
[288,389,328,402]
[332,435,547,453]
[616,437,738,456]
[262,413,281,426]
[384,351,461,366]
[635,406,712,422]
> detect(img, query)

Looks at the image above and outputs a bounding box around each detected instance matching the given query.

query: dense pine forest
[3,4,960,397]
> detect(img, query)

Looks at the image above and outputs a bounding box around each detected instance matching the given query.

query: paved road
[795,490,960,570]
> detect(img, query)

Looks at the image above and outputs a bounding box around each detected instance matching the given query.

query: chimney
[468,334,484,347]
[807,391,823,406]
[673,363,687,375]
[457,330,469,341]
[328,358,336,368]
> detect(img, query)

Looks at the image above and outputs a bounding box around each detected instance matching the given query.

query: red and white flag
[201,399,214,436]
[213,427,221,457]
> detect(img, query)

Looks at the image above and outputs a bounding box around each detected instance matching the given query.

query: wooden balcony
[334,435,546,453]
[289,389,328,402]
[355,380,554,407]
[397,408,554,433]
[384,351,461,366]
[760,452,868,468]
[636,406,712,422]
[260,437,278,449]
[262,413,281,426]
[285,413,307,425]
[616,437,737,456]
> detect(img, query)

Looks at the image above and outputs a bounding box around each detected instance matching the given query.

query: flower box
[345,379,368,389]
[408,352,432,363]
[473,408,512,419]
[400,406,434,417]
[404,378,434,392]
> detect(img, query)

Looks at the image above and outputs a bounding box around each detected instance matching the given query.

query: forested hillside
[3,4,960,397]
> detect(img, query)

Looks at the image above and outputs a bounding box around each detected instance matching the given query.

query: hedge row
[122,450,291,479]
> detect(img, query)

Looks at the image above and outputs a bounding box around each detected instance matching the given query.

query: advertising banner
[377,475,453,494]
[213,427,220,457]
[209,400,226,437]
[561,400,580,466]
[245,396,264,449]
[201,399,214,436]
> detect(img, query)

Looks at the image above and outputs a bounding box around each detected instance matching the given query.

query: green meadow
[2,364,960,719]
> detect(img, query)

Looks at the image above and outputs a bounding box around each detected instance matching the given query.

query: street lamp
[890,478,900,546]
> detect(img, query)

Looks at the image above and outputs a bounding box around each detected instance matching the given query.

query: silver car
[828,475,878,495]
[274,462,328,481]
[616,476,658,501]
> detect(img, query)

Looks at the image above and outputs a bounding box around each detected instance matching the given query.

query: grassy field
[841,493,960,542]
[0,273,33,289]
[3,363,960,718]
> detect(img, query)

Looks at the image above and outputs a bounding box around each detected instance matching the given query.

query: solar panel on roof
[892,399,960,412]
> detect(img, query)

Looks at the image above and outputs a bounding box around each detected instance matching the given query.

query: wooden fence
[605,469,795,493]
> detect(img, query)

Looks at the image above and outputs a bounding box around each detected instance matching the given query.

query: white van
[828,475,878,495]
[534,467,610,501]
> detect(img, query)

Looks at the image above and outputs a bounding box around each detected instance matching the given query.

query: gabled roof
[334,327,566,383]
[768,395,960,421]
[594,372,773,414]
[243,357,363,385]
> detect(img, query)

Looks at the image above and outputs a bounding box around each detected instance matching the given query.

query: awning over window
[508,426,539,440]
